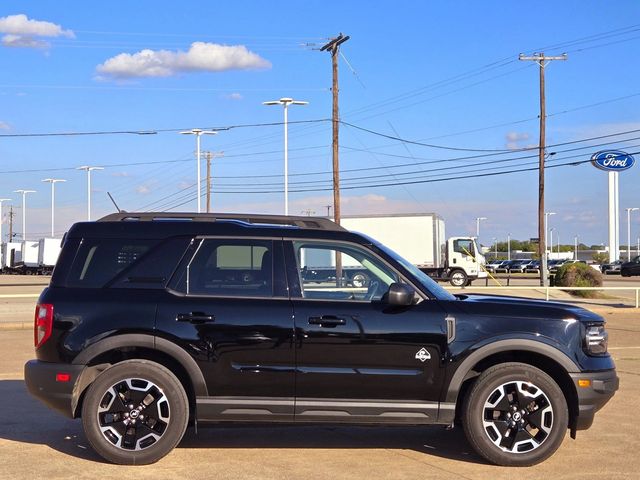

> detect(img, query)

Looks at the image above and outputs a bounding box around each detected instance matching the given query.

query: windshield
[370,239,456,301]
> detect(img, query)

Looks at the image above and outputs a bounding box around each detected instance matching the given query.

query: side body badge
[415,347,431,362]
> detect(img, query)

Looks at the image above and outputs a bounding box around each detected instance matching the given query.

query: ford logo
[591,150,635,172]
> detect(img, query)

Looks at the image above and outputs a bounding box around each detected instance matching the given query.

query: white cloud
[96,42,271,79]
[135,184,151,195]
[0,14,74,49]
[2,34,49,48]
[225,92,243,100]
[111,171,131,178]
[505,131,531,150]
[0,121,9,130]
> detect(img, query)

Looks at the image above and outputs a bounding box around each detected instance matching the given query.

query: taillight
[34,303,54,349]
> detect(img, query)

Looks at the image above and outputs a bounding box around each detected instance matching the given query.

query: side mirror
[387,283,415,306]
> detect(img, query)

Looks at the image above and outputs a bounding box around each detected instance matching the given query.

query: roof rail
[97,212,347,232]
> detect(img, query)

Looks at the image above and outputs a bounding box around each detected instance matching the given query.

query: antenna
[107,192,124,213]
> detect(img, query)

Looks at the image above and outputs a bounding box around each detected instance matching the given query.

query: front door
[285,239,449,424]
[156,238,295,421]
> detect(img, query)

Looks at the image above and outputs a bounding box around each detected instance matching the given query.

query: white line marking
[0,294,39,298]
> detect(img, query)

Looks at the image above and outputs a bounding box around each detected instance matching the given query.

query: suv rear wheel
[81,359,189,465]
[462,362,568,466]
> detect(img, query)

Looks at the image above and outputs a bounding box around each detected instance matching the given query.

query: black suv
[25,213,618,466]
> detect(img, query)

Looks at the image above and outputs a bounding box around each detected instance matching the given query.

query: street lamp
[625,207,639,261]
[507,232,511,261]
[263,98,308,216]
[574,235,579,261]
[13,190,36,240]
[0,198,11,243]
[541,211,556,286]
[493,237,498,260]
[549,228,555,260]
[42,179,66,237]
[77,166,104,221]
[475,216,487,240]
[180,129,218,213]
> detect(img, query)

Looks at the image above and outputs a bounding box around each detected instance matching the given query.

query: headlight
[584,324,608,355]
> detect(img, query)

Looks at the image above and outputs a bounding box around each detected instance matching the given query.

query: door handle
[176,312,215,324]
[308,316,346,327]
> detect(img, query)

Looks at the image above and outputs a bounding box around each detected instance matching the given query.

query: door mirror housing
[387,283,415,306]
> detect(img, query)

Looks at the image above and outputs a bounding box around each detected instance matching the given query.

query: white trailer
[341,213,487,286]
[14,241,40,273]
[1,241,23,272]
[38,238,62,273]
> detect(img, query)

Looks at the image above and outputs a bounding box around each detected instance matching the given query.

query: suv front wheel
[462,362,568,466]
[81,359,189,465]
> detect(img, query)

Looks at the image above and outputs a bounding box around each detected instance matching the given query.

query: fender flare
[72,333,208,397]
[444,339,579,403]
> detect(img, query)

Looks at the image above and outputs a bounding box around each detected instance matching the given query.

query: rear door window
[67,238,158,288]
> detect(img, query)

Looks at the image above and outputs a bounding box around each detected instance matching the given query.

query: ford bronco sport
[25,213,618,466]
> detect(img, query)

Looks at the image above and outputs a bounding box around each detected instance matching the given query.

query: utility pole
[202,151,224,213]
[0,198,10,244]
[321,33,349,226]
[321,33,349,287]
[519,52,567,286]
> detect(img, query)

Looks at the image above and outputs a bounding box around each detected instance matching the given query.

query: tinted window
[294,241,399,302]
[174,239,273,297]
[67,238,158,288]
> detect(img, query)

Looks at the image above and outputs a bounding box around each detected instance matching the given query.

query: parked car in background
[621,256,640,277]
[526,260,541,273]
[509,259,533,273]
[485,259,505,273]
[495,260,516,273]
[600,260,623,275]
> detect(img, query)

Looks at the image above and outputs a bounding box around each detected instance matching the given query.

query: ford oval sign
[591,150,635,172]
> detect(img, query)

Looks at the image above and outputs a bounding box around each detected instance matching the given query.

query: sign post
[591,150,635,263]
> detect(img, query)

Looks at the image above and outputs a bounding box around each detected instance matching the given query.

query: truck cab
[446,236,487,286]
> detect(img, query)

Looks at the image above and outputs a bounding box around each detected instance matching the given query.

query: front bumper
[24,360,86,419]
[570,369,619,431]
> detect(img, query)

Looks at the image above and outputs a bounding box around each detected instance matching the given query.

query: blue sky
[1,1,639,247]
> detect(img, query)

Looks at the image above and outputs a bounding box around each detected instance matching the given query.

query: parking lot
[0,275,639,479]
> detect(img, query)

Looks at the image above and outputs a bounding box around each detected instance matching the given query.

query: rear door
[155,237,295,421]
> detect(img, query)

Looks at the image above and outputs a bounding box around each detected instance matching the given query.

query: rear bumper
[24,360,86,419]
[570,369,619,431]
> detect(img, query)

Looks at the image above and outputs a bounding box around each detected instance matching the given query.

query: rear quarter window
[66,238,159,288]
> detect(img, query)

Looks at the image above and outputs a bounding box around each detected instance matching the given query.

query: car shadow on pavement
[0,380,102,462]
[0,379,486,465]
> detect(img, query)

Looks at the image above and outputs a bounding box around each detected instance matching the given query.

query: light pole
[507,233,511,261]
[42,179,66,237]
[263,98,308,215]
[542,211,556,285]
[493,237,498,260]
[625,207,639,261]
[549,228,554,260]
[180,129,218,213]
[475,216,487,240]
[77,166,104,221]
[13,190,35,240]
[574,235,579,261]
[0,198,10,243]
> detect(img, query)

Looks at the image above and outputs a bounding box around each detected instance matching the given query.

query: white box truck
[14,241,40,273]
[340,213,487,286]
[1,241,23,273]
[38,238,62,274]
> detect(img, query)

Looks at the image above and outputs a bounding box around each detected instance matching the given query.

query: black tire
[449,269,468,287]
[81,359,189,465]
[462,362,568,466]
